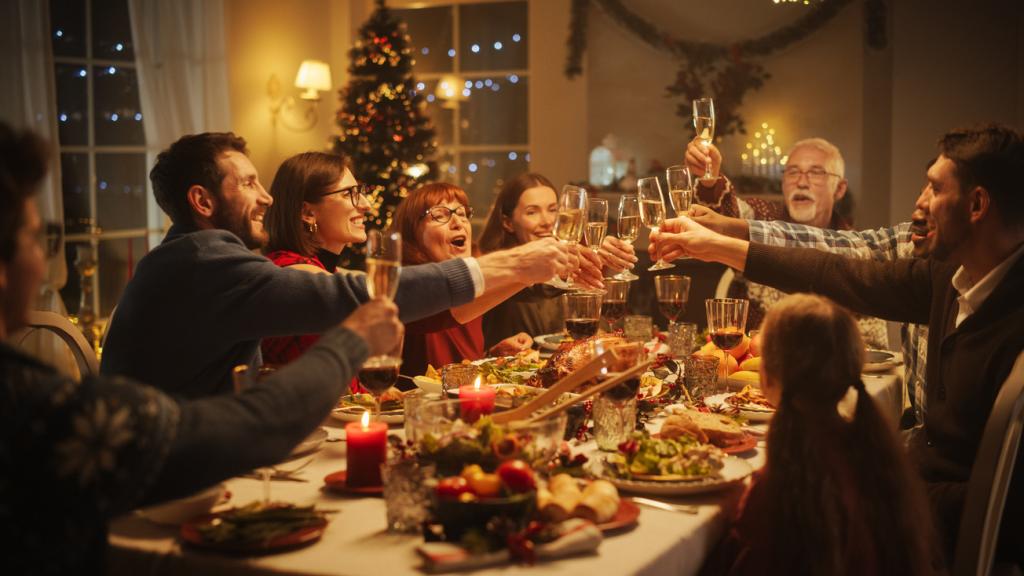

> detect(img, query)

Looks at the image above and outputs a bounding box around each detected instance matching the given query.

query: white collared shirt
[463,257,485,297]
[951,243,1024,327]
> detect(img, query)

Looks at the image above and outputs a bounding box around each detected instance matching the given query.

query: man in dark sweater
[652,124,1024,565]
[102,133,575,398]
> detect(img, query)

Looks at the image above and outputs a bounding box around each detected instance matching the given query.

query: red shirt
[402,311,484,377]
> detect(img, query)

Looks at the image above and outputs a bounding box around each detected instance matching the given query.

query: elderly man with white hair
[683,136,888,347]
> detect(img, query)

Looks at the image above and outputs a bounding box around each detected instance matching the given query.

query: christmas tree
[333,0,437,267]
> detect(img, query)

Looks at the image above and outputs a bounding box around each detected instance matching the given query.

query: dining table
[107,366,904,576]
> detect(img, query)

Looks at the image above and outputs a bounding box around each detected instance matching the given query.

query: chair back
[18,310,99,378]
[714,267,735,299]
[953,349,1024,576]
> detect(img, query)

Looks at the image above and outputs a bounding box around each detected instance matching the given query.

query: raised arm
[747,219,913,261]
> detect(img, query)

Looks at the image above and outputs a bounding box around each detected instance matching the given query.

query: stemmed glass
[666,165,693,260]
[233,364,275,503]
[548,185,588,290]
[638,176,674,271]
[692,97,716,183]
[585,198,608,258]
[601,279,630,330]
[705,298,749,389]
[613,195,640,281]
[564,292,602,340]
[360,230,403,415]
[655,275,691,329]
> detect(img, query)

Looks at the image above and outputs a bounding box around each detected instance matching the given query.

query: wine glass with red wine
[601,279,630,329]
[704,298,749,389]
[361,230,403,415]
[655,275,691,328]
[564,292,602,340]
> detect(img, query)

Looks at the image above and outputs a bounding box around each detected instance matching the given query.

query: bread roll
[540,474,582,522]
[574,480,620,524]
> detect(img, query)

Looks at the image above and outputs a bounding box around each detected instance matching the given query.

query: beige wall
[224,0,351,184]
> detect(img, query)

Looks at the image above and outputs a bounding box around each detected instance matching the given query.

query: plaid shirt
[748,219,927,426]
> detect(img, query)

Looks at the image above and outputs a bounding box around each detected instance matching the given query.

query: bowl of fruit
[430,460,538,547]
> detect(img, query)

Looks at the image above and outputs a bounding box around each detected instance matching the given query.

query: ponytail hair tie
[852,377,866,393]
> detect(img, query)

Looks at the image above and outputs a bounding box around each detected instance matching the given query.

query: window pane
[93,65,145,145]
[55,64,88,146]
[98,237,147,316]
[61,153,91,233]
[92,0,135,61]
[50,0,86,57]
[415,79,454,146]
[96,153,148,230]
[437,150,457,184]
[460,75,527,145]
[395,6,453,74]
[459,2,527,72]
[460,150,530,212]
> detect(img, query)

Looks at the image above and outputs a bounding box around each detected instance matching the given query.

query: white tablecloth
[108,371,903,576]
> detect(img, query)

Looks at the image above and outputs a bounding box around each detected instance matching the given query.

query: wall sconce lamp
[268,59,333,131]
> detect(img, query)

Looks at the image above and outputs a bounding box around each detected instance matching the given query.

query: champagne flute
[233,364,275,503]
[613,195,640,281]
[692,97,716,182]
[654,275,691,328]
[705,298,749,390]
[564,292,602,340]
[638,176,674,271]
[666,165,693,260]
[602,279,630,329]
[362,230,403,415]
[548,185,588,290]
[585,198,608,256]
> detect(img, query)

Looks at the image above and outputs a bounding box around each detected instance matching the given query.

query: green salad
[605,432,725,479]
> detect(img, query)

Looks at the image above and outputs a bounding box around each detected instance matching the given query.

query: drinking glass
[593,342,643,451]
[363,230,403,414]
[668,322,698,358]
[638,176,674,271]
[613,195,640,281]
[692,97,716,182]
[548,185,588,289]
[601,279,630,329]
[381,459,436,533]
[564,292,602,340]
[665,165,693,261]
[623,315,652,343]
[585,198,608,256]
[654,274,691,328]
[233,364,275,502]
[705,298,749,388]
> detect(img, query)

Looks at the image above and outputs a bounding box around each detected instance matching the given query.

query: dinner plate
[705,393,775,423]
[603,456,753,496]
[330,406,404,424]
[180,511,328,554]
[863,349,899,373]
[289,427,328,458]
[413,375,443,395]
[595,498,640,532]
[534,333,571,351]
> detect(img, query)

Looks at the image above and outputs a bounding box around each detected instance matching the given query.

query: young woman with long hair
[705,293,937,575]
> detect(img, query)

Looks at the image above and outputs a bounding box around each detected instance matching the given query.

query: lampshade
[294,60,332,100]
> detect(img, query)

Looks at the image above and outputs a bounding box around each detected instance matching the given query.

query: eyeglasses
[36,222,63,258]
[782,166,841,184]
[322,183,368,208]
[424,205,473,224]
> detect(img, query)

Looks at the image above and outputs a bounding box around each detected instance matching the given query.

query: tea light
[459,375,495,423]
[345,410,387,487]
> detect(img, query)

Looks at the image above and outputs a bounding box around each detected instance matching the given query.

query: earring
[304,221,319,235]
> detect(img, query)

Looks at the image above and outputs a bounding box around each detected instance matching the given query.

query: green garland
[566,0,856,137]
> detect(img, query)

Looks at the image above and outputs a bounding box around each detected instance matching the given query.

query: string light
[740,122,784,178]
[512,33,521,42]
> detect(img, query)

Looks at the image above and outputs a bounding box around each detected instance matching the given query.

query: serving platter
[704,393,775,423]
[863,349,900,373]
[602,456,753,496]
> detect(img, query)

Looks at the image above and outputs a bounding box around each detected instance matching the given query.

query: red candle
[459,376,496,423]
[345,411,388,487]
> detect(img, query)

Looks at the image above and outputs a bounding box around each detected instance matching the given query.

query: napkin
[416,519,603,573]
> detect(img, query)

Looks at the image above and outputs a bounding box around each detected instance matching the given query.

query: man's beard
[929,214,969,262]
[787,200,818,224]
[212,206,266,250]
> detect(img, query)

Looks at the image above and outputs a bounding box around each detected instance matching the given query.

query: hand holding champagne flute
[586,198,608,256]
[638,176,674,271]
[548,185,588,289]
[613,195,641,281]
[692,97,716,182]
[361,230,403,415]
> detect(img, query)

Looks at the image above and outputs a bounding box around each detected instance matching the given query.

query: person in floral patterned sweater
[0,123,403,575]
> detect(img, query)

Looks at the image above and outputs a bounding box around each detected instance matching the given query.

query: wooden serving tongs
[522,357,652,426]
[491,340,648,425]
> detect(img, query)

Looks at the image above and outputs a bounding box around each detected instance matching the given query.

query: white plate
[289,427,328,458]
[603,456,753,496]
[413,375,443,395]
[330,406,404,424]
[534,333,570,351]
[863,349,899,373]
[705,393,775,422]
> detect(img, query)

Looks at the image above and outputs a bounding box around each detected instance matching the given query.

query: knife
[630,497,699,515]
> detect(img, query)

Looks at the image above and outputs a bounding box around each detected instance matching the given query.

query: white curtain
[129,0,233,246]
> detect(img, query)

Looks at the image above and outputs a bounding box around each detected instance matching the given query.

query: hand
[687,205,749,239]
[597,236,638,273]
[502,237,574,284]
[685,137,722,179]
[490,332,533,357]
[570,244,606,291]
[341,298,404,357]
[648,216,722,262]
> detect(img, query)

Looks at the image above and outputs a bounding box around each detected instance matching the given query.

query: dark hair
[938,123,1024,226]
[758,294,936,575]
[265,151,349,257]
[478,172,555,253]
[0,123,49,262]
[149,132,248,225]
[392,182,471,265]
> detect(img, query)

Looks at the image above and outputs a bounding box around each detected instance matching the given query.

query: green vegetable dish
[605,432,726,480]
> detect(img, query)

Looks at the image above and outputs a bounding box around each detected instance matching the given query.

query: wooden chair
[714,267,734,299]
[953,349,1024,576]
[18,310,99,378]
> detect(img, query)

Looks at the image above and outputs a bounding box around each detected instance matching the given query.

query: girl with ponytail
[704,293,939,575]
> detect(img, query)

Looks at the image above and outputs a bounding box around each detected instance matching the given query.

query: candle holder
[381,458,436,533]
[345,412,388,487]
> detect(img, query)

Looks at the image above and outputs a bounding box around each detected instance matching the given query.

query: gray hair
[788,137,845,179]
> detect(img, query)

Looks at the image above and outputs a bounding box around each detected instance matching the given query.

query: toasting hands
[342,298,404,357]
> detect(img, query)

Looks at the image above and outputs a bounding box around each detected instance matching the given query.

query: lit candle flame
[473,375,482,391]
[361,410,370,428]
